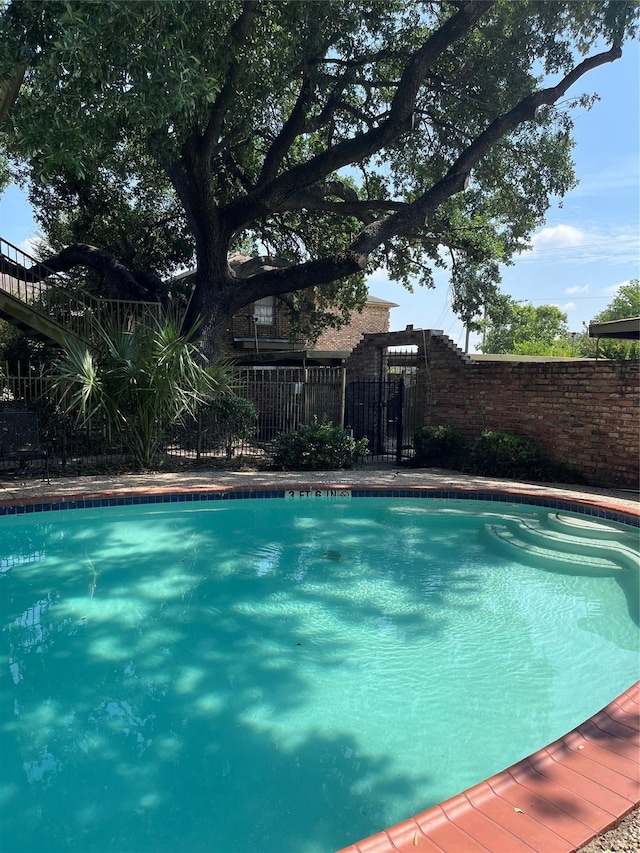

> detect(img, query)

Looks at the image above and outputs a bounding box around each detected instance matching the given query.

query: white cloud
[18,237,41,258]
[601,279,631,295]
[564,284,590,295]
[561,301,576,311]
[516,224,639,266]
[530,224,585,250]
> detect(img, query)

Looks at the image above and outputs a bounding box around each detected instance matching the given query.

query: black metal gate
[345,377,419,462]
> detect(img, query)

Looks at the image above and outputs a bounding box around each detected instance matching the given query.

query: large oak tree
[0,0,637,359]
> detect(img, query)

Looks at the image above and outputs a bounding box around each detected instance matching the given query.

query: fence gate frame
[344,344,427,462]
[345,373,422,463]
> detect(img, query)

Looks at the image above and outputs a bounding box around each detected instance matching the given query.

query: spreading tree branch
[258,69,316,186]
[199,0,260,160]
[227,42,624,304]
[1,244,163,300]
[227,0,493,228]
[277,192,404,221]
[349,43,624,255]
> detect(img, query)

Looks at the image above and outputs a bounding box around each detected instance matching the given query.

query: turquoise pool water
[1,497,638,853]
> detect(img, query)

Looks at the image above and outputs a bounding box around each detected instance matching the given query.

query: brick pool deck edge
[337,682,639,853]
[1,468,638,852]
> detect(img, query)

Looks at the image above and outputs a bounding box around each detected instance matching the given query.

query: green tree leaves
[479,294,572,355]
[578,280,640,360]
[594,279,640,321]
[1,0,637,358]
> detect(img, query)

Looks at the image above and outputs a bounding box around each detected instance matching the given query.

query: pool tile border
[0,481,638,853]
[0,488,287,515]
[0,485,638,528]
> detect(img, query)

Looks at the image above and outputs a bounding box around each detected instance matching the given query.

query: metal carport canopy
[588,317,640,340]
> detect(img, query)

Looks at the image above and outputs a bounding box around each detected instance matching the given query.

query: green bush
[471,430,543,478]
[203,395,258,458]
[173,394,258,458]
[273,416,368,471]
[410,425,584,484]
[412,425,468,469]
[471,430,585,482]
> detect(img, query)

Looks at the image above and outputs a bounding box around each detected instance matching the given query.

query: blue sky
[1,38,638,351]
[369,38,640,348]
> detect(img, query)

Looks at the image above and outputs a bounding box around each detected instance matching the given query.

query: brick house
[171,263,397,365]
[225,292,398,364]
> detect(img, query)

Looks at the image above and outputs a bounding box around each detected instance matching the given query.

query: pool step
[512,517,640,572]
[485,522,631,576]
[546,511,639,543]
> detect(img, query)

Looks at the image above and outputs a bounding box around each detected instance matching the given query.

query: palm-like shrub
[54,312,230,468]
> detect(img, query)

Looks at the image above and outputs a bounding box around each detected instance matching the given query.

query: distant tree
[594,279,640,320]
[448,261,502,352]
[577,279,640,360]
[479,295,572,355]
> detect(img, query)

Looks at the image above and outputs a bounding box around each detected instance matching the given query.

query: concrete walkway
[1,462,638,513]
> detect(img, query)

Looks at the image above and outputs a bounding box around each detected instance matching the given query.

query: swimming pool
[1,490,638,852]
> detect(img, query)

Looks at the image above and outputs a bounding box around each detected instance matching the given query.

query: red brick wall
[312,303,391,351]
[346,329,639,489]
[219,298,298,358]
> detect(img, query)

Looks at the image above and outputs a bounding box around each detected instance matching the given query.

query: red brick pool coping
[338,683,639,853]
[1,479,638,853]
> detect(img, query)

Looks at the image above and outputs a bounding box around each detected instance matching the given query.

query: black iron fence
[234,366,344,442]
[0,363,347,473]
[345,376,424,463]
[0,359,424,474]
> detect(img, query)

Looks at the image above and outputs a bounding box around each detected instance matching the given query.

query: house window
[253,296,275,325]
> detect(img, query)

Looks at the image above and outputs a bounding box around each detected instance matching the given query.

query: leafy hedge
[412,425,468,470]
[412,425,584,483]
[200,394,258,458]
[274,416,368,471]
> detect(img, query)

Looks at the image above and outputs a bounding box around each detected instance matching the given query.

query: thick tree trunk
[169,141,243,361]
[185,274,236,363]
